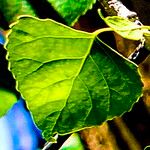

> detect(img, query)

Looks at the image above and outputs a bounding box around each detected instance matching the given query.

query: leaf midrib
[49,38,95,134]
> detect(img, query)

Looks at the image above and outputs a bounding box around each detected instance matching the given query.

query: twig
[99,0,137,19]
[128,38,150,64]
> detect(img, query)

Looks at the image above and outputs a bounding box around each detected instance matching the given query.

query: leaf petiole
[93,27,114,36]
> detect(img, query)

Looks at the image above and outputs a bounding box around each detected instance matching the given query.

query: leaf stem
[93,27,114,36]
[42,134,58,150]
[142,26,150,31]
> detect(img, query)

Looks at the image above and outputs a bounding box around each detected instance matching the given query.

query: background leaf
[0,88,17,117]
[144,33,150,51]
[100,14,144,40]
[59,133,84,150]
[0,0,36,24]
[6,17,142,140]
[144,145,150,150]
[47,0,96,25]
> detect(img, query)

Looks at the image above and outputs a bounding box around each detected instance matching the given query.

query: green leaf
[60,133,84,150]
[98,11,144,40]
[6,17,142,140]
[0,88,17,117]
[144,32,150,51]
[0,0,36,24]
[144,146,150,150]
[47,0,96,25]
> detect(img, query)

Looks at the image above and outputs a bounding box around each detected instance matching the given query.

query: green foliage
[0,0,96,26]
[60,133,84,150]
[0,88,17,117]
[144,33,150,51]
[47,0,96,25]
[0,0,35,24]
[145,146,150,150]
[98,10,148,40]
[6,16,142,140]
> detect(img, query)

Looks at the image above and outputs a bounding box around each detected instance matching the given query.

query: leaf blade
[6,17,142,140]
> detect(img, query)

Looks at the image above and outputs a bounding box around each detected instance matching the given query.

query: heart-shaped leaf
[6,17,142,140]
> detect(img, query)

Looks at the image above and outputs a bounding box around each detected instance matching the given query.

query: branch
[99,0,137,20]
[99,0,150,64]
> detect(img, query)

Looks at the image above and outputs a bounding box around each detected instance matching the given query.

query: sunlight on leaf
[60,133,84,150]
[98,10,147,40]
[6,16,142,140]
